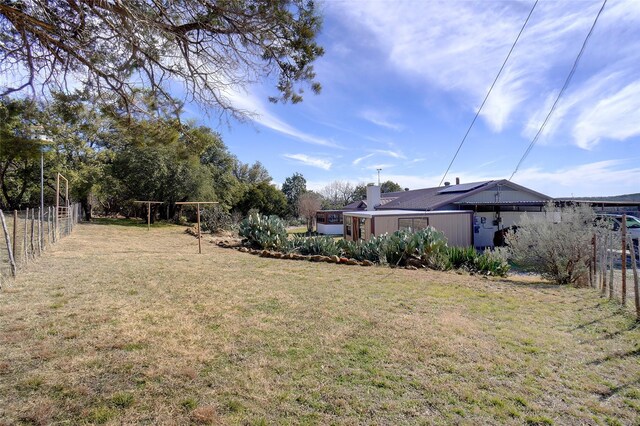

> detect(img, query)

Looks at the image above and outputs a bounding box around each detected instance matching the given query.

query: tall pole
[40,150,44,242]
[376,168,381,186]
[197,203,202,254]
[622,214,627,305]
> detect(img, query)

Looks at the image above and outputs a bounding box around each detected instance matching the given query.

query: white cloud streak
[224,87,340,148]
[283,153,332,170]
[329,0,640,147]
[359,109,404,131]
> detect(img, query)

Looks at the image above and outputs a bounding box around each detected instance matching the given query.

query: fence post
[600,234,609,297]
[609,234,614,300]
[621,214,627,305]
[48,206,52,244]
[628,240,639,319]
[23,208,29,264]
[30,209,35,259]
[0,210,17,277]
[36,207,42,256]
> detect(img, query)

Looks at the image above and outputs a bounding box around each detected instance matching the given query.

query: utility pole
[376,168,382,186]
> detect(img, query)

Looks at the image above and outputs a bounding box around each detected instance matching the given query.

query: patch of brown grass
[0,222,639,425]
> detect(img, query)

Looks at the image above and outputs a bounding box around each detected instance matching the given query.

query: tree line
[0,94,402,224]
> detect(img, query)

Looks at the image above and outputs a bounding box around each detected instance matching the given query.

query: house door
[352,217,360,240]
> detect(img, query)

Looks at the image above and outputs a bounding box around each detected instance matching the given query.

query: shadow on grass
[87,218,176,228]
[597,377,640,401]
[588,347,640,367]
[580,319,640,344]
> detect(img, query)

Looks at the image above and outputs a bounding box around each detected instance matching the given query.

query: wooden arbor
[133,201,164,230]
[175,201,218,253]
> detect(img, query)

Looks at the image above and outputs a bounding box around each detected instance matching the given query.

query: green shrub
[382,227,448,266]
[475,248,510,277]
[443,246,509,276]
[239,213,288,250]
[338,236,386,263]
[506,203,604,285]
[446,246,478,270]
[292,235,341,256]
[200,205,234,233]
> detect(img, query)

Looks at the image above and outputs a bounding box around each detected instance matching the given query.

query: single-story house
[343,209,474,247]
[318,179,553,248]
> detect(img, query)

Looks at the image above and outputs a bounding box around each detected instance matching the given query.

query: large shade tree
[0,0,324,115]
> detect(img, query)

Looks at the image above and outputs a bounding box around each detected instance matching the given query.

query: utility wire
[439,0,538,187]
[509,0,607,181]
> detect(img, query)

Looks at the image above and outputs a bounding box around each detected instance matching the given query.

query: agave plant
[294,235,341,256]
[239,213,288,250]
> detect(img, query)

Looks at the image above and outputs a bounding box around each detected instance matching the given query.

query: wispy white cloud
[329,0,640,140]
[572,80,640,149]
[352,153,374,165]
[365,163,394,170]
[223,87,340,148]
[513,159,640,196]
[359,109,404,131]
[373,149,406,159]
[283,153,332,170]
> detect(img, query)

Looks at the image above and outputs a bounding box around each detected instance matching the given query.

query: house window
[358,218,366,240]
[398,217,429,231]
[345,221,352,236]
[328,213,342,224]
[316,213,326,223]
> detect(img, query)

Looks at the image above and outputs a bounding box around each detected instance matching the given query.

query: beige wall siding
[428,214,472,247]
[344,213,472,247]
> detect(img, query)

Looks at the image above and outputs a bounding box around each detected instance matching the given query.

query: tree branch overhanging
[0,0,324,116]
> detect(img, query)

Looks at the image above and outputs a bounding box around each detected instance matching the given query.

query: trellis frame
[133,201,164,230]
[175,201,218,253]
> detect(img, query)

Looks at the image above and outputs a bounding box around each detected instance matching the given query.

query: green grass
[0,223,639,424]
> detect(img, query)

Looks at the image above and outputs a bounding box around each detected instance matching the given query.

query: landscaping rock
[272,252,283,259]
[339,257,349,264]
[238,247,249,253]
[361,260,374,266]
[260,250,270,257]
[405,265,418,270]
[345,259,358,265]
[310,255,323,262]
[330,255,340,263]
[406,258,425,269]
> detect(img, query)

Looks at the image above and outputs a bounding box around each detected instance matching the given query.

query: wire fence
[590,225,640,319]
[0,203,81,289]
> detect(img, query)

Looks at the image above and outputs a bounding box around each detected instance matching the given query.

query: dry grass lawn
[0,221,639,425]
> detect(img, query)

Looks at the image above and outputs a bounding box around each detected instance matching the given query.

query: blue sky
[191,0,640,197]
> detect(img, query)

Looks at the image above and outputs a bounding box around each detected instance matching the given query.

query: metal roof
[343,209,473,218]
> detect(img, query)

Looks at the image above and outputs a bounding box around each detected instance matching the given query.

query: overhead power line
[509,0,608,181]
[439,0,539,187]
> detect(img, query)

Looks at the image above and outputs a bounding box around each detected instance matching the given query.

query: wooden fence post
[30,209,35,259]
[628,240,639,319]
[601,234,607,296]
[36,207,42,256]
[621,214,627,305]
[0,210,17,277]
[12,210,17,261]
[23,208,29,264]
[609,233,614,300]
[48,206,52,244]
